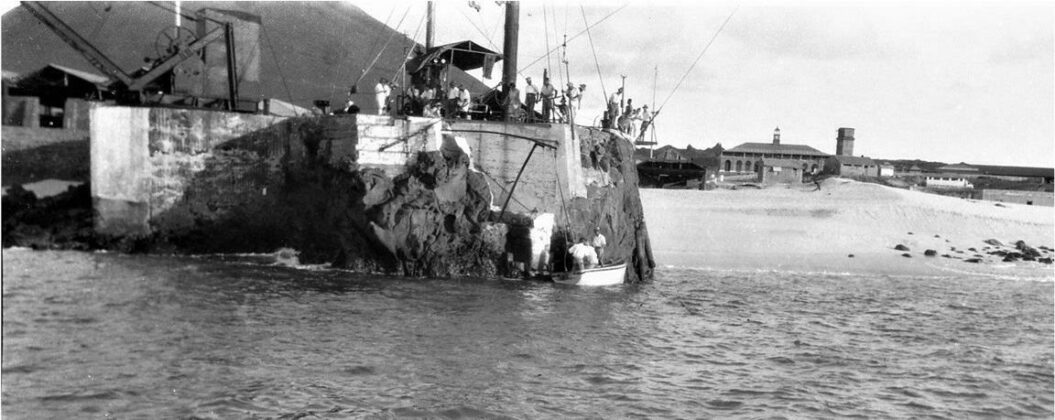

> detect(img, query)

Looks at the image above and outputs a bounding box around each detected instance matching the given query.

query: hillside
[1,1,492,113]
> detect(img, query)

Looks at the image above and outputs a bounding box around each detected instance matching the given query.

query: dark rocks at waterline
[894,244,910,251]
[1040,257,1053,264]
[924,249,937,257]
[2,183,97,251]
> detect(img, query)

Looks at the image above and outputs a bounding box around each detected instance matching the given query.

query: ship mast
[502,1,519,121]
[425,1,435,50]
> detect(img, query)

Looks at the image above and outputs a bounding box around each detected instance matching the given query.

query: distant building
[758,158,804,185]
[981,190,1054,207]
[925,176,973,189]
[2,63,112,130]
[827,155,879,177]
[635,144,724,188]
[720,127,829,175]
[879,164,895,177]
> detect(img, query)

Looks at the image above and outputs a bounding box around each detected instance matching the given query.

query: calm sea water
[3,249,1052,419]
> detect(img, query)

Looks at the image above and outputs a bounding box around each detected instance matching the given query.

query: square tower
[836,127,855,156]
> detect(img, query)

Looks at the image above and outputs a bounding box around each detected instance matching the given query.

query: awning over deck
[408,40,502,73]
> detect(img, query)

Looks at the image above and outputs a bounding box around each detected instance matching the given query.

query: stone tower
[773,127,781,145]
[836,127,855,156]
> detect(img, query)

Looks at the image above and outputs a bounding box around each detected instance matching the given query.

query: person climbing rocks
[591,227,607,267]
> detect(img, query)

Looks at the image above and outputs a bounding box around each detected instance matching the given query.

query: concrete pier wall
[90,105,285,236]
[446,120,586,215]
[88,107,653,280]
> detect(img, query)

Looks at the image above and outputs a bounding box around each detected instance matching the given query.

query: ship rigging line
[517,3,628,75]
[543,4,552,74]
[655,3,739,115]
[580,6,608,105]
[260,24,297,113]
[387,13,427,86]
[354,5,412,90]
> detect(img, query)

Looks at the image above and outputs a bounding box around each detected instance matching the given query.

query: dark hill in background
[2,1,493,113]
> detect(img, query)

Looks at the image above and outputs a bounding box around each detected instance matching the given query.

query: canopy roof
[409,40,502,73]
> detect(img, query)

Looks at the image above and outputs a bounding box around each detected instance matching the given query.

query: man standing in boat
[591,227,607,267]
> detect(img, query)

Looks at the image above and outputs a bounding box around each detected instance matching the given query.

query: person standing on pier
[523,77,539,122]
[504,82,522,121]
[565,82,581,122]
[540,78,557,122]
[608,87,623,125]
[374,77,391,115]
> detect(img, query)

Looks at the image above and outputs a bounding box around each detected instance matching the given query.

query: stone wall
[90,105,286,236]
[88,106,653,281]
[981,189,1055,207]
[1,126,88,152]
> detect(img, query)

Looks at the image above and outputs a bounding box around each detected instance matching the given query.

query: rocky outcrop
[5,114,655,282]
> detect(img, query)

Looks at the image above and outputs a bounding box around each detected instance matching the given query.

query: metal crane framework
[20,1,239,110]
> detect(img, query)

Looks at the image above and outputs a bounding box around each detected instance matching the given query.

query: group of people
[567,227,607,271]
[510,76,586,123]
[373,78,476,119]
[605,87,653,139]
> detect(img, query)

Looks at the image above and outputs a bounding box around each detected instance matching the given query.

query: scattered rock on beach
[902,253,912,258]
[968,248,977,252]
[1015,240,1042,258]
[964,258,981,263]
[1040,258,1053,264]
[907,232,914,235]
[934,234,940,238]
[894,244,910,251]
[848,254,855,258]
[984,239,1004,247]
[924,249,937,257]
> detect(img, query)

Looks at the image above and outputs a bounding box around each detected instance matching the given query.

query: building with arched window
[719,127,829,176]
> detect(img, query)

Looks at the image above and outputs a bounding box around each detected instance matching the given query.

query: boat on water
[553,262,627,286]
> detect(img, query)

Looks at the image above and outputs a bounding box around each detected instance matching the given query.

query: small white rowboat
[553,262,627,286]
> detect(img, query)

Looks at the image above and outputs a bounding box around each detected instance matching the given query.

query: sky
[354,0,1054,167]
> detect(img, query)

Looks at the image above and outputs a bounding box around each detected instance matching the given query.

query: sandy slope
[642,178,1054,279]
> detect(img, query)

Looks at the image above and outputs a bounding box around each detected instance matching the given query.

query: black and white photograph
[2,0,1052,417]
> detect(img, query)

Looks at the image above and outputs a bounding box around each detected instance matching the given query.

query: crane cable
[354,5,412,91]
[579,6,607,105]
[654,3,739,116]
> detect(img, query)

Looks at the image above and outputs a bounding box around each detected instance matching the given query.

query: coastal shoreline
[643,178,1054,280]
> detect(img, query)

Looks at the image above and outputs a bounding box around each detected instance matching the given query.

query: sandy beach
[643,178,1054,279]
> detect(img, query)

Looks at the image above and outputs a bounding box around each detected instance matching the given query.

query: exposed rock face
[148,118,508,277]
[5,115,655,282]
[553,127,655,282]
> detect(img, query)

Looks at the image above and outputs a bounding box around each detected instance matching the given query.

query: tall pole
[224,22,238,111]
[502,1,519,122]
[425,1,435,50]
[620,74,626,110]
